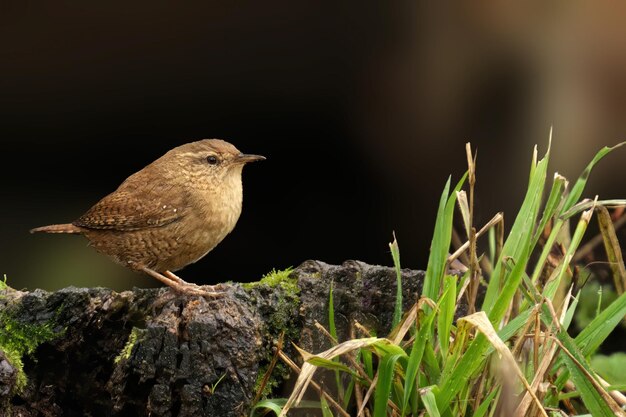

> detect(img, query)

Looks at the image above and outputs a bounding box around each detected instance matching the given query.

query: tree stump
[0,260,428,416]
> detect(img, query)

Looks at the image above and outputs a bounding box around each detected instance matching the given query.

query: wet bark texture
[0,260,428,417]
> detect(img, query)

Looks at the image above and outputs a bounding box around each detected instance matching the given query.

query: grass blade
[459,312,548,417]
[320,395,334,417]
[306,357,362,379]
[250,399,286,416]
[373,352,407,417]
[420,386,441,417]
[423,173,467,305]
[531,173,568,249]
[597,205,626,294]
[437,276,456,357]
[543,206,594,299]
[488,240,532,325]
[362,348,374,379]
[250,399,323,417]
[422,341,441,382]
[390,234,403,327]
[575,287,626,356]
[530,217,566,285]
[436,329,489,412]
[473,388,498,417]
[280,337,382,416]
[556,333,626,417]
[483,144,549,313]
[328,281,337,341]
[560,198,626,220]
[457,190,471,237]
[328,280,345,402]
[561,290,580,330]
[423,175,451,304]
[562,142,626,212]
[402,311,435,416]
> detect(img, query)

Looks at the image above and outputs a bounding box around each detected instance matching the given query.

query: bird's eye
[206,155,219,165]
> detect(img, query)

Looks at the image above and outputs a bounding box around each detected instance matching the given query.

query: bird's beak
[235,153,266,164]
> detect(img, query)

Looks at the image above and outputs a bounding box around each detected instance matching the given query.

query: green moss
[2,346,25,391]
[114,327,146,364]
[251,268,300,339]
[253,362,290,399]
[0,312,61,393]
[244,268,301,399]
[243,267,298,294]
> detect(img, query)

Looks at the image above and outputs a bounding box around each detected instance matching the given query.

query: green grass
[252,136,626,417]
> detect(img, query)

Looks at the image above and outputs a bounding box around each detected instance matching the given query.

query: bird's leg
[139,266,223,297]
[164,270,226,293]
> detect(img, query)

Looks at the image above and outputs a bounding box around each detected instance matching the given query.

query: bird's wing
[73,182,188,231]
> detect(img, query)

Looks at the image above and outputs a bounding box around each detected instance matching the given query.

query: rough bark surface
[0,260,432,417]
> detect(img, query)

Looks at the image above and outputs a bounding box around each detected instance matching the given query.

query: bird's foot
[172,282,223,297]
[140,266,224,297]
[164,270,225,297]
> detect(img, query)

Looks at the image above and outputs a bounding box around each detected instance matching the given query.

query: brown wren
[31,139,265,296]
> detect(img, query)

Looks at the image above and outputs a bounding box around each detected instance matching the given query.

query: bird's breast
[180,177,243,263]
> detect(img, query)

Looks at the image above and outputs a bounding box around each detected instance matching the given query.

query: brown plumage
[31,139,265,295]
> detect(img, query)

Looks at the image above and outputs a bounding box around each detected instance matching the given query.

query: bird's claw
[139,266,226,297]
[170,283,225,297]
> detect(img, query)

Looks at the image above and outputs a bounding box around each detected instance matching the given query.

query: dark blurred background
[2,1,626,291]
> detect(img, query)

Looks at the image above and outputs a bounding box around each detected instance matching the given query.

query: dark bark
[0,260,430,417]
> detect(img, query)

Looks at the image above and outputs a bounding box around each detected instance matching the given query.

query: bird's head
[160,139,265,190]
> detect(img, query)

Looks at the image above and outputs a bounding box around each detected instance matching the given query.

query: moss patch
[243,267,298,294]
[253,361,290,399]
[248,268,300,339]
[114,327,146,364]
[243,268,302,401]
[0,309,61,392]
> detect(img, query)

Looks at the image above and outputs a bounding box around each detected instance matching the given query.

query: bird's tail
[30,223,83,234]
